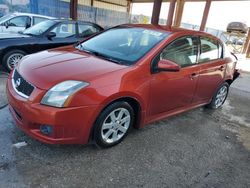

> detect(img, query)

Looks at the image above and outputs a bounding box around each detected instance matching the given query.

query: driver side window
[7,16,29,27]
[160,36,198,67]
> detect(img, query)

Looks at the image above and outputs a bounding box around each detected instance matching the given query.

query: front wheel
[207,82,229,109]
[2,50,26,72]
[93,101,134,148]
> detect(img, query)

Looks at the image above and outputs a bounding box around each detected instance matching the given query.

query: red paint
[7,25,238,145]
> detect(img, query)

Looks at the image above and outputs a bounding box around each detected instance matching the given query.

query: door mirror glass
[46,32,56,39]
[158,59,180,72]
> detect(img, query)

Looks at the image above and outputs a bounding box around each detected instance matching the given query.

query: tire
[2,50,26,72]
[0,71,9,109]
[206,82,229,109]
[93,101,134,148]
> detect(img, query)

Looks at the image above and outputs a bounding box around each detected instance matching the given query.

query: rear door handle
[218,66,225,71]
[190,73,199,80]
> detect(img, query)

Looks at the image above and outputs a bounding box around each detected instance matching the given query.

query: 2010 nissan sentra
[6,24,239,148]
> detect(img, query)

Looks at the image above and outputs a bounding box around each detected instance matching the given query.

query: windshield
[77,27,169,65]
[23,20,56,36]
[0,14,14,23]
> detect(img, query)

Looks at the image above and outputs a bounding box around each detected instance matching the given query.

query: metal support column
[151,0,163,25]
[243,28,250,54]
[200,0,211,31]
[167,0,177,26]
[246,45,250,58]
[127,0,132,13]
[70,0,78,20]
[174,0,185,27]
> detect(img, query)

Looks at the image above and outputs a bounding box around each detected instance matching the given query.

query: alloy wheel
[7,53,24,70]
[214,85,228,108]
[101,108,131,144]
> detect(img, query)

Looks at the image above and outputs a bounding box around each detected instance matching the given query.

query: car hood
[0,33,30,39]
[17,47,128,90]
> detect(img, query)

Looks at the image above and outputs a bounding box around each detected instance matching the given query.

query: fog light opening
[40,125,53,135]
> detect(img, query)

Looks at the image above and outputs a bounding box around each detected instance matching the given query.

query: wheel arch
[100,94,144,128]
[225,78,233,85]
[88,94,145,143]
[1,47,28,71]
[2,46,28,57]
[1,47,27,62]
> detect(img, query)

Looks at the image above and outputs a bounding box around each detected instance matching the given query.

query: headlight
[41,80,89,108]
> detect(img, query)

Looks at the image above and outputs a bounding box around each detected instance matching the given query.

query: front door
[43,22,78,50]
[149,36,200,116]
[4,16,30,33]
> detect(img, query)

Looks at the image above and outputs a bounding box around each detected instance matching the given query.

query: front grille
[12,70,34,98]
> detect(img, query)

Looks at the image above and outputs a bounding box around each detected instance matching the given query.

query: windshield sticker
[143,30,163,37]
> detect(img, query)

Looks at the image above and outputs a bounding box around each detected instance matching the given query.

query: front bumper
[7,77,100,145]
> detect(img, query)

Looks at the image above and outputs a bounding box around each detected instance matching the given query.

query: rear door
[193,36,225,102]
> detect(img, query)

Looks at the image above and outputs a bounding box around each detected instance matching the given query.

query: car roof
[10,12,55,19]
[120,24,218,39]
[50,19,103,27]
[51,19,98,24]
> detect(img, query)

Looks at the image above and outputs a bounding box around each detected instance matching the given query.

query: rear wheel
[207,82,229,109]
[2,50,26,72]
[93,101,134,148]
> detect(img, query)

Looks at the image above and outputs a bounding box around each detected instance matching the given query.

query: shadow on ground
[0,73,250,188]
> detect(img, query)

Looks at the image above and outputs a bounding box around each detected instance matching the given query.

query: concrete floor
[0,72,250,188]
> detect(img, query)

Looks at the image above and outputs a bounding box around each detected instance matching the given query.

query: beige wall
[78,0,128,12]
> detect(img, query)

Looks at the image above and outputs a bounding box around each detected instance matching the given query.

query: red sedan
[7,24,239,148]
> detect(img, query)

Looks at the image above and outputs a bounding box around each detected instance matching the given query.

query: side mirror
[25,23,31,29]
[4,22,9,28]
[157,59,180,72]
[46,32,56,40]
[26,18,31,29]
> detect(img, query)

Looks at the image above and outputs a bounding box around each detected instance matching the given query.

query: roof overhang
[132,0,250,2]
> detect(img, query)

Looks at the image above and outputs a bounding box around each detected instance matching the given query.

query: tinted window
[23,20,56,35]
[51,23,76,38]
[34,17,48,25]
[78,24,99,37]
[78,27,169,65]
[161,36,198,67]
[199,37,219,63]
[8,16,28,27]
[0,14,14,23]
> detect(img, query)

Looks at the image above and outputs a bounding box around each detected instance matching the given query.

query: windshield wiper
[90,51,125,65]
[23,33,35,36]
[78,45,126,65]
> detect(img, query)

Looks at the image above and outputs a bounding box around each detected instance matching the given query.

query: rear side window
[199,37,220,63]
[78,24,99,37]
[51,23,76,38]
[33,17,48,25]
[160,36,198,67]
